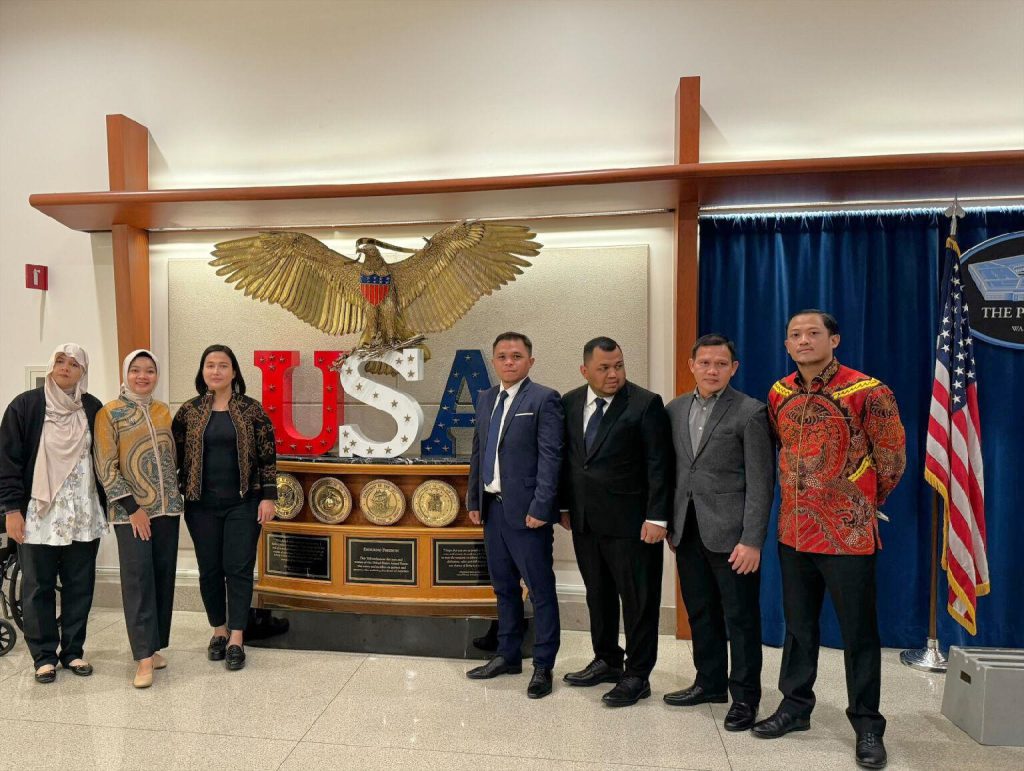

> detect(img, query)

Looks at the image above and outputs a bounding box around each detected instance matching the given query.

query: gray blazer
[665,385,775,552]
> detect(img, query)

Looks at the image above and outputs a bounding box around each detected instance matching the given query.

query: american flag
[924,236,990,635]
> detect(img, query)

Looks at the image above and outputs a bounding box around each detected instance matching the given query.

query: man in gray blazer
[663,333,775,733]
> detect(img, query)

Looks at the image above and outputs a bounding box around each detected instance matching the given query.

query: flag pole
[899,198,963,673]
[899,490,948,671]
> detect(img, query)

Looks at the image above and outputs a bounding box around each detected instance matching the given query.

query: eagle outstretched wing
[210,232,366,335]
[390,221,541,333]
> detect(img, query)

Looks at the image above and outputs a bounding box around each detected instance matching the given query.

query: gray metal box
[941,646,1024,746]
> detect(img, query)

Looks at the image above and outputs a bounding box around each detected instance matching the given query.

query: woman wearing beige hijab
[0,344,107,683]
[94,350,183,688]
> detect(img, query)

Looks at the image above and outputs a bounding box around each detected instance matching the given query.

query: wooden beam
[674,76,700,641]
[111,224,151,362]
[28,150,1024,232]
[106,115,152,370]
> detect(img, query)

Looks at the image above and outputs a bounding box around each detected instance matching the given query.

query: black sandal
[34,666,57,684]
[64,661,94,676]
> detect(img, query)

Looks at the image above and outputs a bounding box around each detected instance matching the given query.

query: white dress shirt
[581,387,666,529]
[483,379,524,495]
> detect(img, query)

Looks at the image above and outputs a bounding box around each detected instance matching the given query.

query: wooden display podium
[249,458,528,658]
[257,458,495,608]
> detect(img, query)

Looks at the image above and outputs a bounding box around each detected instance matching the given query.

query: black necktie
[584,397,606,452]
[483,390,508,486]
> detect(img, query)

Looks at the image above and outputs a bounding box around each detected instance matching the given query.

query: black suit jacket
[560,381,674,538]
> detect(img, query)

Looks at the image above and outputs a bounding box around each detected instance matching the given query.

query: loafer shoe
[564,658,624,687]
[527,666,553,699]
[466,656,522,680]
[663,683,727,706]
[724,702,758,731]
[855,732,887,769]
[602,675,651,707]
[225,644,246,671]
[751,709,811,738]
[133,668,154,689]
[208,635,228,661]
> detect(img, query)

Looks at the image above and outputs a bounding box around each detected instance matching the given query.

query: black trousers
[19,538,100,669]
[573,527,663,679]
[115,515,180,660]
[185,497,261,632]
[777,543,885,735]
[676,510,762,704]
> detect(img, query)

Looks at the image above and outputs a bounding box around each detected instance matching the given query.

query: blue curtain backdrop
[697,207,1024,650]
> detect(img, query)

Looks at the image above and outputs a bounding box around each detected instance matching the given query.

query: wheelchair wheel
[5,558,23,632]
[0,619,15,656]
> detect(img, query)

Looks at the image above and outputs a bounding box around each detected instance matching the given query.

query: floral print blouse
[23,435,106,545]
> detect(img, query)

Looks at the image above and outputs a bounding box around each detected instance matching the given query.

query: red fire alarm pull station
[25,265,48,290]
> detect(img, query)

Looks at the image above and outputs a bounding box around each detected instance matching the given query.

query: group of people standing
[466,310,906,771]
[0,343,277,688]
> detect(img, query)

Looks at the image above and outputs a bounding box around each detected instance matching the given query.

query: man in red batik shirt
[752,310,905,771]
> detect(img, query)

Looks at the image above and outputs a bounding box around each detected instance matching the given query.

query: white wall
[2,0,1023,601]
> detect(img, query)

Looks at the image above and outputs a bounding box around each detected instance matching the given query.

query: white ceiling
[2,0,1022,193]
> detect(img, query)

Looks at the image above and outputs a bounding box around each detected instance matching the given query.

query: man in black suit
[663,333,775,731]
[559,337,673,707]
[466,332,565,699]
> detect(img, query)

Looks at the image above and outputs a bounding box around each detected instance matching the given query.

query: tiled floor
[0,610,1020,770]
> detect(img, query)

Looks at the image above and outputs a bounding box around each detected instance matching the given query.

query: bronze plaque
[274,473,304,520]
[359,479,406,526]
[433,539,490,586]
[265,531,330,581]
[309,477,353,524]
[411,480,460,527]
[346,537,417,585]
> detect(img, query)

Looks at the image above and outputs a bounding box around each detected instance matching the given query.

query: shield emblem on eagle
[360,273,392,306]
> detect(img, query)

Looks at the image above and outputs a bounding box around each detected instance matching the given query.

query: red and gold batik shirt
[767,358,906,555]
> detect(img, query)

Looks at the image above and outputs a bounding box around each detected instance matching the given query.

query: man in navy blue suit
[466,332,565,699]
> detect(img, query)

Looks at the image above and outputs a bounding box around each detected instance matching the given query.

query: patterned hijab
[120,349,159,406]
[31,344,91,516]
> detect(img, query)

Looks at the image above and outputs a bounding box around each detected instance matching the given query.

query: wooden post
[106,114,152,372]
[674,76,700,640]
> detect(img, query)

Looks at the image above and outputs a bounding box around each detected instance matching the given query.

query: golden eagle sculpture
[210,221,541,374]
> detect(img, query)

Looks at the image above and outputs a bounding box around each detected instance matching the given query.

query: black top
[201,411,242,501]
[0,387,107,517]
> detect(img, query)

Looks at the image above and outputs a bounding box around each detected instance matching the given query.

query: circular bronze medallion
[274,473,304,520]
[309,477,353,525]
[411,480,460,527]
[359,479,406,526]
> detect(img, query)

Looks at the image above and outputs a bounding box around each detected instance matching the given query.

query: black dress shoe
[663,683,728,706]
[527,666,553,699]
[225,644,246,671]
[723,702,758,731]
[34,667,57,684]
[602,675,651,707]
[855,732,887,769]
[208,635,228,661]
[563,658,624,687]
[64,661,94,677]
[751,709,811,738]
[466,656,522,680]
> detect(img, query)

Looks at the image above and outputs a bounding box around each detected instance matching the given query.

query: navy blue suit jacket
[467,377,564,529]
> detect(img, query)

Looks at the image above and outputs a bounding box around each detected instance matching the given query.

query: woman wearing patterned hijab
[94,349,184,688]
[0,344,107,683]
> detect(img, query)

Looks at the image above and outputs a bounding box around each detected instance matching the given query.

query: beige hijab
[30,344,91,516]
[120,349,159,406]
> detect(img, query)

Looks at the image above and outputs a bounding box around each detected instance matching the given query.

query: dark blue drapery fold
[697,208,1024,650]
